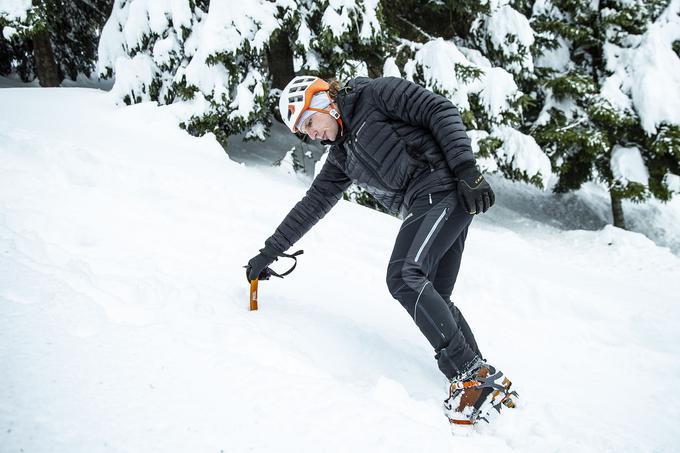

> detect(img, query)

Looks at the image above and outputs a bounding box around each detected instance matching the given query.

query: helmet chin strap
[307,103,343,133]
[303,91,343,136]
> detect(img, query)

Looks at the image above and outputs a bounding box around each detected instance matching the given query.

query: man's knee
[386,261,426,298]
[385,262,403,297]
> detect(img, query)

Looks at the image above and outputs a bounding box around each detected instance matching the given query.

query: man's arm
[368,76,476,173]
[264,153,351,254]
[369,77,495,215]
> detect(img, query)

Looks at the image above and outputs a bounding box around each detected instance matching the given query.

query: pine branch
[74,0,108,20]
[556,118,587,132]
[396,15,434,41]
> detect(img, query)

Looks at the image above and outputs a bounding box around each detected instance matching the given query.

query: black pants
[386,190,482,381]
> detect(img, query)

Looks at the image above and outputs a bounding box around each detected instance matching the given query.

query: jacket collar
[321,77,371,146]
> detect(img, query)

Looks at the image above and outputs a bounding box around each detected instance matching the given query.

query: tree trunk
[266,29,294,91]
[610,189,626,229]
[32,29,60,87]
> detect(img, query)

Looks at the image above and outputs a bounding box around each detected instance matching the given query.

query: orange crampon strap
[449,419,475,425]
[450,380,483,391]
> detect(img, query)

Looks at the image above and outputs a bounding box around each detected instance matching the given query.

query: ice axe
[245,250,304,311]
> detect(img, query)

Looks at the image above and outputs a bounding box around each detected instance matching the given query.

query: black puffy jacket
[264,76,476,254]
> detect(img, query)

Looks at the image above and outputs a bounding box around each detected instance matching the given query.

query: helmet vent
[279,75,327,132]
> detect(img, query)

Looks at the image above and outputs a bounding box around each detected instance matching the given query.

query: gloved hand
[454,162,495,215]
[245,247,279,282]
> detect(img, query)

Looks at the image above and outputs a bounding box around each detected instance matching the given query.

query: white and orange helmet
[278,75,342,133]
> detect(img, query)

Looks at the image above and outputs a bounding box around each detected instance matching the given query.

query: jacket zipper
[356,121,367,137]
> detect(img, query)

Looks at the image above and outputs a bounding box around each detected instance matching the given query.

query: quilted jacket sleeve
[264,152,351,254]
[368,76,476,172]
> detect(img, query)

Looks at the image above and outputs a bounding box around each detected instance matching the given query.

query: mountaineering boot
[443,362,518,425]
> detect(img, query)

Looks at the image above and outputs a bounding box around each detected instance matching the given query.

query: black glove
[454,162,495,215]
[245,247,279,282]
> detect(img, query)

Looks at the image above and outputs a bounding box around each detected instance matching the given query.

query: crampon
[443,365,518,426]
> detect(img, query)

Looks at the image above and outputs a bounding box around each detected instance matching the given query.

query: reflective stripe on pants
[386,190,481,380]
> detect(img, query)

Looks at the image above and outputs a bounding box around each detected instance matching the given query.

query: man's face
[299,112,339,141]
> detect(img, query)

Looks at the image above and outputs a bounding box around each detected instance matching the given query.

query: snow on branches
[388,35,550,187]
[530,0,680,209]
[99,0,385,147]
[98,0,206,105]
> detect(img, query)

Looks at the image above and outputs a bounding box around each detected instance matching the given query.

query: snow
[98,0,209,112]
[535,36,570,72]
[152,32,181,68]
[610,145,649,186]
[295,19,312,50]
[339,59,368,78]
[109,54,158,104]
[492,126,553,186]
[359,0,380,41]
[479,67,518,118]
[178,0,296,118]
[96,1,129,76]
[197,1,281,54]
[322,2,352,39]
[468,129,499,174]
[382,57,401,77]
[182,53,230,105]
[458,46,492,68]
[124,0,153,48]
[118,0,192,42]
[2,87,680,452]
[402,56,417,81]
[412,38,522,124]
[481,1,535,72]
[629,21,680,133]
[602,0,680,134]
[599,71,633,114]
[415,38,470,109]
[535,87,579,126]
[0,0,30,21]
[97,0,207,106]
[228,70,265,121]
[666,173,680,193]
[2,25,16,39]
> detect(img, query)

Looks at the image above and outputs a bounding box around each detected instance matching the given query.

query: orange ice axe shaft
[249,278,259,311]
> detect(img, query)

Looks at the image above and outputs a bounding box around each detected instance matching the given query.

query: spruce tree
[97,0,209,105]
[529,0,680,228]
[380,0,552,189]
[96,0,392,211]
[0,0,111,85]
[98,0,386,148]
[1,1,49,83]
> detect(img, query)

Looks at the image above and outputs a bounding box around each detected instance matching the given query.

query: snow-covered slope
[1,87,679,452]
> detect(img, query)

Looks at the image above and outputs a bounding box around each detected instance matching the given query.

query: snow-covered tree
[99,0,387,148]
[529,0,680,228]
[97,0,208,105]
[291,0,386,79]
[1,0,110,86]
[381,0,552,189]
[48,0,111,81]
[1,0,56,85]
